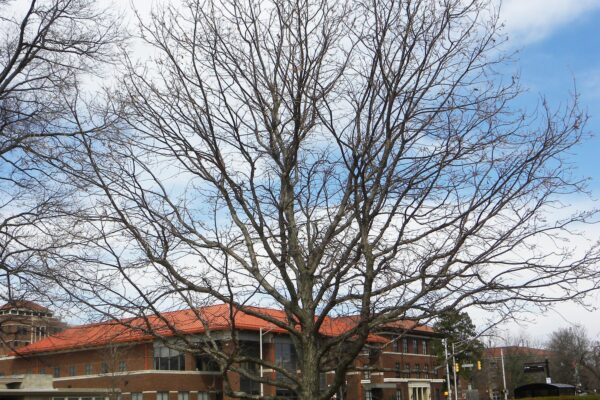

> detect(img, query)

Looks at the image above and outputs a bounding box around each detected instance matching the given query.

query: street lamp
[259,326,275,397]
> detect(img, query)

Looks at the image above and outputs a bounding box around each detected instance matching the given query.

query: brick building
[0,373,116,400]
[475,347,554,400]
[0,304,444,400]
[0,301,67,356]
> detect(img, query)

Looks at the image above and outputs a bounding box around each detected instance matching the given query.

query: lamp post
[452,342,458,400]
[500,348,508,400]
[444,338,453,400]
[260,327,264,397]
[259,326,275,397]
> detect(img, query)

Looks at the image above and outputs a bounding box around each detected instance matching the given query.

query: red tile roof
[334,315,436,334]
[12,304,417,355]
[382,320,435,333]
[0,300,50,313]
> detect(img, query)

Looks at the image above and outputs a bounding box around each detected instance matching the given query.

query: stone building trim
[53,370,222,381]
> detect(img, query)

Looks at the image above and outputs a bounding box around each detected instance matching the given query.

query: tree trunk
[299,339,321,400]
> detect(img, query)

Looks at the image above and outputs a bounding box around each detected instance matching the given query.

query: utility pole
[260,327,264,397]
[500,348,508,400]
[444,338,453,400]
[452,342,458,400]
[259,326,274,397]
[545,358,551,384]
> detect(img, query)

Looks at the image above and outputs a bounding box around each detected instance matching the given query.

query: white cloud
[499,0,600,45]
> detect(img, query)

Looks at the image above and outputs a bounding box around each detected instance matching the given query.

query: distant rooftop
[485,346,553,358]
[0,300,50,313]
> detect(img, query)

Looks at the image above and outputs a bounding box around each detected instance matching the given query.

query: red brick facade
[0,306,445,400]
[0,301,67,355]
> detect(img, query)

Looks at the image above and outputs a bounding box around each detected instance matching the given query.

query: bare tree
[0,0,121,307]
[99,342,136,400]
[548,326,600,391]
[492,334,549,395]
[49,0,600,399]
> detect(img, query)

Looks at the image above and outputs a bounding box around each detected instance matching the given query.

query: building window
[16,326,29,335]
[40,367,46,374]
[392,338,400,352]
[423,364,429,378]
[422,340,428,355]
[412,338,418,354]
[177,392,189,400]
[405,363,410,378]
[36,326,47,337]
[320,372,327,390]
[69,366,76,376]
[157,392,169,400]
[198,394,209,400]
[395,362,401,378]
[131,393,143,400]
[365,390,373,400]
[84,364,92,375]
[239,341,260,395]
[414,364,420,378]
[402,338,408,353]
[275,340,297,372]
[240,366,260,395]
[100,362,108,374]
[53,367,60,378]
[396,391,403,400]
[118,361,127,372]
[276,386,298,398]
[195,353,219,371]
[154,344,185,371]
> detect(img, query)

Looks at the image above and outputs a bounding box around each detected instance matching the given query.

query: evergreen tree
[433,311,484,381]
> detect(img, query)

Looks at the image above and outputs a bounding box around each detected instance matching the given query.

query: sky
[500,0,600,192]
[6,0,593,343]
[94,0,600,343]
[477,0,600,344]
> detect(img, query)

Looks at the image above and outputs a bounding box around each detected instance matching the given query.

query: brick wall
[0,332,445,400]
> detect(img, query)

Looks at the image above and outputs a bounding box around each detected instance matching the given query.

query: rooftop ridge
[10,303,432,356]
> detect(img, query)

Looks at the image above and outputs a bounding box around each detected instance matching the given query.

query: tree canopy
[2,0,600,399]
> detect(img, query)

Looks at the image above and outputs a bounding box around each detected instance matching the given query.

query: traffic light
[455,363,460,372]
[477,360,482,370]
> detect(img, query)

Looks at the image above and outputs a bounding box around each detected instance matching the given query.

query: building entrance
[409,383,431,400]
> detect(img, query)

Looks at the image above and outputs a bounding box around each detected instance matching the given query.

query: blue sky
[485,0,600,342]
[505,2,600,193]
[82,0,600,341]
[111,0,600,341]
